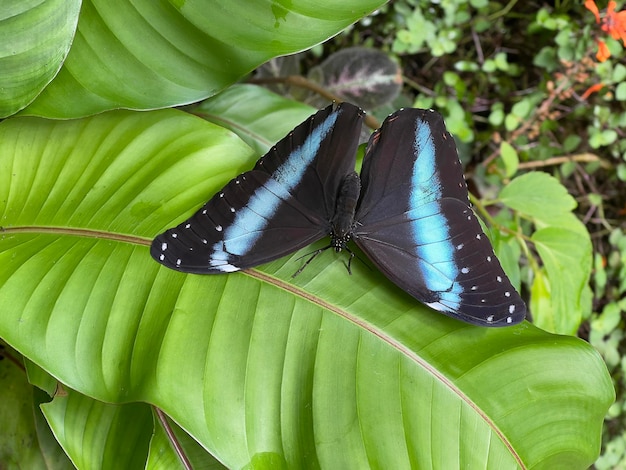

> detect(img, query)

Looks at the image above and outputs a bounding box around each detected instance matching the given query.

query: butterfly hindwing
[354,108,525,326]
[151,102,365,273]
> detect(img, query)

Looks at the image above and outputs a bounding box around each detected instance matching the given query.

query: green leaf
[0,0,80,118]
[195,84,319,155]
[148,409,228,469]
[491,234,522,290]
[32,388,75,469]
[0,102,614,468]
[499,141,519,177]
[18,0,385,119]
[616,82,626,101]
[531,227,592,334]
[0,347,49,469]
[41,390,154,469]
[499,172,577,223]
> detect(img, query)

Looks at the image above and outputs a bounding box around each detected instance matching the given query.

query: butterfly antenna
[292,245,332,278]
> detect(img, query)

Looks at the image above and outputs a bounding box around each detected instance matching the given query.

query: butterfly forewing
[354,108,525,326]
[151,102,365,273]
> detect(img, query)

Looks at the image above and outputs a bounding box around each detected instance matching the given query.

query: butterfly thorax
[330,172,361,252]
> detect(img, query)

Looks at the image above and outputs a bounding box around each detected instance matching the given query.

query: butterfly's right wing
[354,109,525,326]
[151,103,364,273]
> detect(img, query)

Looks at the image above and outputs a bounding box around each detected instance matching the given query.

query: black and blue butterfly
[151,102,526,327]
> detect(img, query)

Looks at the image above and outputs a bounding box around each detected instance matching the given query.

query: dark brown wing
[354,108,525,326]
[151,103,364,273]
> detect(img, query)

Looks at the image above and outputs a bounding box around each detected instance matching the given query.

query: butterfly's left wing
[151,103,364,273]
[353,108,525,326]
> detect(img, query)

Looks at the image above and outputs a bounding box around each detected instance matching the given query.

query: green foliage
[590,228,626,469]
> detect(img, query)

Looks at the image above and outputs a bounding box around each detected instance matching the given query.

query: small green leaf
[531,227,592,334]
[494,52,509,71]
[611,63,626,82]
[499,141,519,177]
[530,270,552,324]
[563,134,581,153]
[504,113,520,131]
[453,60,479,72]
[616,82,626,101]
[489,105,504,126]
[500,172,577,222]
[533,46,558,71]
[588,193,603,207]
[511,99,532,118]
[592,303,623,336]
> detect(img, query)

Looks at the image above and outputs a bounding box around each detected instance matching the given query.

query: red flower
[586,0,601,22]
[581,82,604,100]
[596,39,611,61]
[585,0,626,46]
[585,0,626,60]
[602,1,626,45]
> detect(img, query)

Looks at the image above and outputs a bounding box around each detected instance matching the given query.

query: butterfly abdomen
[330,172,361,251]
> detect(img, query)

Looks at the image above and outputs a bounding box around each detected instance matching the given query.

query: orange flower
[602,1,626,45]
[596,39,611,61]
[585,0,601,22]
[581,83,604,100]
[585,1,626,60]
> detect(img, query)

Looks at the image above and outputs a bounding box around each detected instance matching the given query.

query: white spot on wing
[161,242,167,251]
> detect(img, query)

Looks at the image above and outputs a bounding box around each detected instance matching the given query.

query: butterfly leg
[343,248,356,275]
[292,245,332,278]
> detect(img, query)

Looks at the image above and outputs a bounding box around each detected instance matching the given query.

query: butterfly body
[151,103,526,326]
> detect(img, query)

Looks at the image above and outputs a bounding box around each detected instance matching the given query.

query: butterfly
[151,102,526,326]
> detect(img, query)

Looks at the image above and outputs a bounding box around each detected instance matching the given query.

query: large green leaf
[194,84,317,155]
[499,171,593,333]
[0,0,80,118]
[16,0,385,119]
[0,103,614,468]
